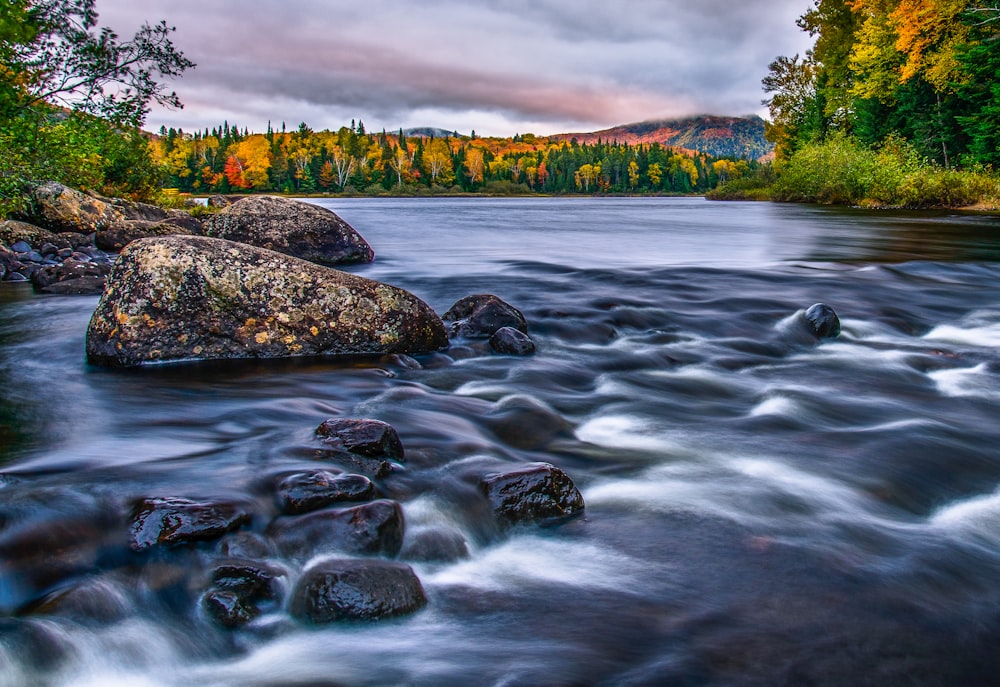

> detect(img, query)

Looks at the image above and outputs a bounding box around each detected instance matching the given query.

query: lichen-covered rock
[315,418,405,460]
[128,497,252,551]
[95,219,193,252]
[443,294,528,339]
[202,195,374,266]
[480,463,585,529]
[85,235,448,367]
[267,499,405,559]
[1,220,55,248]
[289,558,426,623]
[23,182,125,233]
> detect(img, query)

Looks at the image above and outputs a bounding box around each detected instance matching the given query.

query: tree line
[719,0,1000,207]
[152,121,754,197]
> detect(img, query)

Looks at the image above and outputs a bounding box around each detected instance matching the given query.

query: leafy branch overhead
[3,0,194,127]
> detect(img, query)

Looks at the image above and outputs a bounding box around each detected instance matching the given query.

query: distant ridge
[549,115,772,160]
[403,127,460,138]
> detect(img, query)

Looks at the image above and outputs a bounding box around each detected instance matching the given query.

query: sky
[95,0,816,138]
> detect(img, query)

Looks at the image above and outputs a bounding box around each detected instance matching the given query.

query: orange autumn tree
[224,135,273,189]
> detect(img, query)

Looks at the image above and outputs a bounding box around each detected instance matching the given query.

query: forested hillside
[152,122,762,197]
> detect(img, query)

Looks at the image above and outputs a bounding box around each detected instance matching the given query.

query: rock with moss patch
[23,182,125,233]
[85,235,448,367]
[202,195,374,266]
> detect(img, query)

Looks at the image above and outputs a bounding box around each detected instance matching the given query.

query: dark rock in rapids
[201,195,374,266]
[480,463,585,529]
[212,561,284,601]
[308,448,394,479]
[202,589,258,628]
[401,527,470,563]
[95,219,192,252]
[315,418,405,460]
[128,497,252,551]
[483,395,573,450]
[202,560,285,628]
[267,499,404,559]
[289,558,427,623]
[804,303,842,338]
[85,235,448,367]
[26,577,129,623]
[489,326,536,356]
[277,470,376,515]
[442,294,529,339]
[36,276,107,296]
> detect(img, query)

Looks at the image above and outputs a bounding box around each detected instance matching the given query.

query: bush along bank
[708,136,1000,209]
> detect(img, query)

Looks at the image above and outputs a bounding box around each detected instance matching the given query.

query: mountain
[549,115,772,160]
[403,127,461,138]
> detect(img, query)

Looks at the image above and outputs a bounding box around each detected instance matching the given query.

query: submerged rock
[267,499,404,559]
[276,470,375,515]
[443,294,529,339]
[289,558,427,623]
[315,418,405,460]
[401,527,470,563]
[804,303,842,338]
[480,463,585,529]
[202,195,374,266]
[129,497,252,551]
[85,235,448,367]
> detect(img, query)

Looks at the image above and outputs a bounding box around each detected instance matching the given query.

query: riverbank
[707,137,1000,211]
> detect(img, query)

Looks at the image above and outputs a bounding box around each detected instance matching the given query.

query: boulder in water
[289,558,427,623]
[276,470,375,515]
[128,497,252,551]
[85,235,448,367]
[804,303,841,338]
[315,418,405,460]
[267,499,404,559]
[489,326,536,355]
[480,463,585,529]
[202,195,374,266]
[442,294,528,339]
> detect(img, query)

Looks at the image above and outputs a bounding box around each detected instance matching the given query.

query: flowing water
[3,197,1000,686]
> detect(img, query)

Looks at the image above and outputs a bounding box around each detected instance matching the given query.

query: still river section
[3,197,1000,685]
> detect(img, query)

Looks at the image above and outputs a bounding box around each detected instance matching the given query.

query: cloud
[94,0,814,136]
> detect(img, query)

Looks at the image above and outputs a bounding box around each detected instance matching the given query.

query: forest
[150,122,752,197]
[713,0,1000,207]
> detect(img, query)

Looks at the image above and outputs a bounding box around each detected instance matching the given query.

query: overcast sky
[95,0,815,137]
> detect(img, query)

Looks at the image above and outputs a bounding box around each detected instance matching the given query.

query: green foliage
[0,0,190,217]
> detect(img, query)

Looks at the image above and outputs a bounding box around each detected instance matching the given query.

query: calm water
[3,197,1000,686]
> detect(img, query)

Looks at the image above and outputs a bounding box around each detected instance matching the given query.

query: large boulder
[289,558,427,623]
[85,235,448,367]
[201,195,374,266]
[94,219,193,253]
[23,182,124,233]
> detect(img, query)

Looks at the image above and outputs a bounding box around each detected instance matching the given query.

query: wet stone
[402,527,471,563]
[804,303,841,338]
[480,463,586,529]
[267,499,404,559]
[277,470,376,515]
[490,326,536,356]
[212,561,283,602]
[315,418,405,461]
[129,497,252,551]
[203,589,258,628]
[289,558,427,623]
[443,294,529,339]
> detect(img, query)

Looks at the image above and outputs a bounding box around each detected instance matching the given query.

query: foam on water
[929,487,1000,548]
[928,363,999,399]
[425,535,648,592]
[574,413,689,454]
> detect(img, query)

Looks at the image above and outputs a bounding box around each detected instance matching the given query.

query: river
[3,197,1000,686]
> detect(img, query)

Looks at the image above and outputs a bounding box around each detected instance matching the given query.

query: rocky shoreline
[1,181,569,632]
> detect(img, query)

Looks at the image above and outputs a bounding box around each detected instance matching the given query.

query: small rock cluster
[0,418,586,630]
[1,223,114,294]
